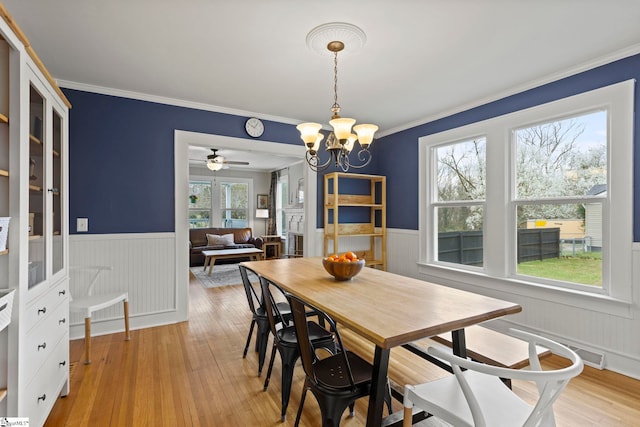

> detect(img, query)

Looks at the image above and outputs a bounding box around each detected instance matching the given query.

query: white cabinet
[0,5,71,424]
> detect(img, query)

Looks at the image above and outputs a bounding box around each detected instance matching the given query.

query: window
[219,181,249,228]
[513,111,606,289]
[276,172,288,237]
[189,180,212,228]
[189,177,252,229]
[420,81,634,308]
[434,138,486,267]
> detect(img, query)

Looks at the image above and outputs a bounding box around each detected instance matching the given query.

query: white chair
[69,266,130,364]
[403,329,583,427]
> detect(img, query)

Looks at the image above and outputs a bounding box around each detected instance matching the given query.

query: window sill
[417,262,633,319]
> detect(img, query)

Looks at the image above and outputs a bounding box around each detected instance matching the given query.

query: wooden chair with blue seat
[69,266,130,364]
[402,328,583,427]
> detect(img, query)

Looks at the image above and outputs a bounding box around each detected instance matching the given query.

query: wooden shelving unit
[324,172,386,270]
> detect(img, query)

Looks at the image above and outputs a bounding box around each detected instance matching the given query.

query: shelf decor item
[0,217,9,251]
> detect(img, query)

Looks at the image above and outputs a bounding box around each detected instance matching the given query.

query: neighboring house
[584,184,607,252]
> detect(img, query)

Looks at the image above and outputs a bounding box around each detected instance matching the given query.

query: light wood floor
[44,272,640,426]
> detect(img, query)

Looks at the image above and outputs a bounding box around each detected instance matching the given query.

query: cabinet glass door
[28,85,46,288]
[51,109,63,275]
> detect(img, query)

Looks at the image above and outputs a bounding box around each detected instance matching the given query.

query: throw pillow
[206,233,236,246]
[221,233,235,245]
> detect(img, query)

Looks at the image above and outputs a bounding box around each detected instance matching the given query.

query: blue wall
[66,90,301,233]
[376,54,640,241]
[65,53,640,240]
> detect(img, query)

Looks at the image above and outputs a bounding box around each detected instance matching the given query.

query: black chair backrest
[239,264,262,316]
[259,276,289,338]
[287,294,356,389]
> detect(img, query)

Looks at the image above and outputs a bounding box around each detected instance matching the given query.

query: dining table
[241,256,522,427]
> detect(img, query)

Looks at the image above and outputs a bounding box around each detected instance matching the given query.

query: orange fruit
[345,251,358,261]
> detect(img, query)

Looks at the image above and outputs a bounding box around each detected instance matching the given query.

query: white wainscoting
[69,233,184,340]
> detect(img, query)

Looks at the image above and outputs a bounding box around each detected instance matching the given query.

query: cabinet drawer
[23,301,68,386]
[24,281,68,333]
[23,334,69,427]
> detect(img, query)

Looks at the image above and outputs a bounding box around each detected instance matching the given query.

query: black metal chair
[260,276,336,421]
[239,264,291,375]
[287,293,392,427]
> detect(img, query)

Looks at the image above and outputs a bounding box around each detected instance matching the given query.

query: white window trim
[418,80,634,317]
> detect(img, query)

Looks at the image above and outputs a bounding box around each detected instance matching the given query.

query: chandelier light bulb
[329,117,356,141]
[353,124,379,148]
[297,122,323,146]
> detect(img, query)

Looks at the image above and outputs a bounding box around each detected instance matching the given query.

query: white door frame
[173,130,316,320]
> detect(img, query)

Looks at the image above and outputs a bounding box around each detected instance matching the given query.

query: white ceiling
[5,1,640,157]
[187,145,300,172]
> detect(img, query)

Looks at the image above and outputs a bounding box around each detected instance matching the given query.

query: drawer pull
[59,360,66,367]
[37,342,47,351]
[59,290,66,296]
[0,303,6,312]
[38,307,47,315]
[38,393,46,403]
[59,318,66,325]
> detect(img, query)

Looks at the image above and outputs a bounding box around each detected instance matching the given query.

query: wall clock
[245,117,264,138]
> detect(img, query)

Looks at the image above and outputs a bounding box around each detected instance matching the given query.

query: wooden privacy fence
[438,228,560,266]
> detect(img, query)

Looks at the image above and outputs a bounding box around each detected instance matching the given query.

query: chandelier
[297,23,378,172]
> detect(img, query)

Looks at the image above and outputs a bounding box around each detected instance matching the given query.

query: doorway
[173,130,316,320]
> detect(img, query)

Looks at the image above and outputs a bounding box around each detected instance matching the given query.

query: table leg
[203,256,210,271]
[451,329,467,358]
[366,346,390,427]
[207,257,217,275]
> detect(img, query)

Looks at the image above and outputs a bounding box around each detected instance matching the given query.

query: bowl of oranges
[322,252,365,281]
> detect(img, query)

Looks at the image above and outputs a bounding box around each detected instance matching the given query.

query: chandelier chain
[332,50,340,113]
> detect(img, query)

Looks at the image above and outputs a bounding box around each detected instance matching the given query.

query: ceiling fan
[192,148,250,171]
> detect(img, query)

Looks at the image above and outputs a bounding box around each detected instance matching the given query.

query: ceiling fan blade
[224,160,250,165]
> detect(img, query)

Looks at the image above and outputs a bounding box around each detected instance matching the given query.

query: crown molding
[56,79,301,126]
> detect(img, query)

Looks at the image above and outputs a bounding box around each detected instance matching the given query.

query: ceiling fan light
[329,117,356,141]
[297,122,323,146]
[353,124,378,148]
[207,159,223,171]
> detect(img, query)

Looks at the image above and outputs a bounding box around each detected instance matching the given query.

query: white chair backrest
[69,266,113,298]
[427,328,583,427]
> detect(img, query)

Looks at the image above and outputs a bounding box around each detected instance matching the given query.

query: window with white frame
[219,181,249,228]
[188,180,212,228]
[420,80,634,304]
[189,177,252,228]
[276,172,288,237]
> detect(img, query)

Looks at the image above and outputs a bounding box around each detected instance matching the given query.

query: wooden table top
[241,257,522,349]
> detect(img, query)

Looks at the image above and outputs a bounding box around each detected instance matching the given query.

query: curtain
[267,171,277,235]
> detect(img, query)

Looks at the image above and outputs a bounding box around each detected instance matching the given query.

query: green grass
[517,253,602,287]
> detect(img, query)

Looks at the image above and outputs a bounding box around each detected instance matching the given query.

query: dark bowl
[322,258,365,281]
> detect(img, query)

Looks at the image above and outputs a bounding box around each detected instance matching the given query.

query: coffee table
[202,248,264,275]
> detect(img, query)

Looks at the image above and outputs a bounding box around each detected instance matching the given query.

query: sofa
[189,227,263,267]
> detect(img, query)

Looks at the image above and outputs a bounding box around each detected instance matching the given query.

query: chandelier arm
[338,148,372,170]
[306,150,333,172]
